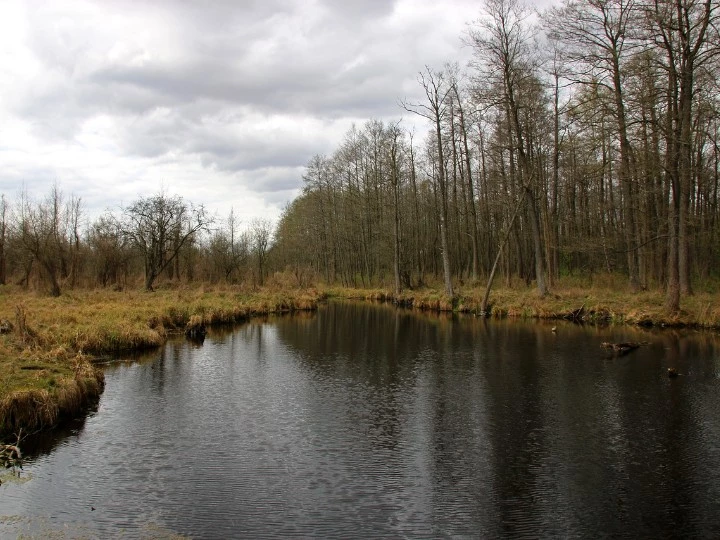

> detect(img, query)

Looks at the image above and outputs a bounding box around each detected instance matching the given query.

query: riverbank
[326,279,720,329]
[3,279,717,438]
[0,285,323,438]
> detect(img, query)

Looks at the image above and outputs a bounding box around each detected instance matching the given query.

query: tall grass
[326,277,720,329]
[0,283,323,437]
[3,276,715,437]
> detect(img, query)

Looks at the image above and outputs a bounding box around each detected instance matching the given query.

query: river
[2,300,720,538]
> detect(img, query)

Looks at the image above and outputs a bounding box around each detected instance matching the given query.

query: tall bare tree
[250,218,273,287]
[469,0,548,296]
[14,186,72,296]
[544,0,642,291]
[88,214,129,288]
[644,0,719,310]
[402,67,454,296]
[122,192,212,291]
[0,195,7,286]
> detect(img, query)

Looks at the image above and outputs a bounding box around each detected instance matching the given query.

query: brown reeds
[325,281,720,329]
[0,284,322,438]
[0,363,104,437]
[0,389,58,435]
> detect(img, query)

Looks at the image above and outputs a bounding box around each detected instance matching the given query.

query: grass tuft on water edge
[0,284,323,438]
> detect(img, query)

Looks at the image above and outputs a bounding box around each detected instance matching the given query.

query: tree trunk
[526,186,547,296]
[612,54,641,292]
[435,112,453,296]
[481,187,526,314]
[457,96,479,282]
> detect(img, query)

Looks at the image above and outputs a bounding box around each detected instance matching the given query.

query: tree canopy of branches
[11,186,82,296]
[275,0,720,312]
[121,193,213,291]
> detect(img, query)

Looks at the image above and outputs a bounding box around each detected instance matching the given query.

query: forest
[274,0,720,312]
[1,0,719,315]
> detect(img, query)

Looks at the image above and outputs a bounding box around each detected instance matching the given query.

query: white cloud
[0,0,557,226]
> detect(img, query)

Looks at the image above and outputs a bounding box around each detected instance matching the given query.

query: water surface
[2,301,720,538]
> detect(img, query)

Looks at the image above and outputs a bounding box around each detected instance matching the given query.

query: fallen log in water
[601,341,649,357]
[563,303,586,322]
[1,431,23,478]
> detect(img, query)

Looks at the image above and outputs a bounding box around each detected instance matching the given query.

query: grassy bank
[0,285,323,438]
[3,277,717,438]
[325,277,720,329]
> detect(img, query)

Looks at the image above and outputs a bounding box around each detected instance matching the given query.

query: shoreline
[0,286,323,439]
[325,285,720,331]
[2,281,718,439]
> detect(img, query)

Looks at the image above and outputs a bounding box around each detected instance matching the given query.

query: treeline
[0,187,275,295]
[274,0,720,311]
[2,0,717,313]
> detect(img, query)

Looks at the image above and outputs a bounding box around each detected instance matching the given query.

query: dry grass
[0,283,323,438]
[2,276,714,437]
[0,284,323,354]
[325,277,720,329]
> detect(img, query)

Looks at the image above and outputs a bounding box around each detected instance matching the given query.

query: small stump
[185,316,207,342]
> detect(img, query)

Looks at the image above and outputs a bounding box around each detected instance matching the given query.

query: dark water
[2,301,720,538]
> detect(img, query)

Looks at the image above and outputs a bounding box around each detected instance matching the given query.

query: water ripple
[4,304,720,538]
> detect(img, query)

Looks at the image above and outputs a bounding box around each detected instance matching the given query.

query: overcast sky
[0,0,554,228]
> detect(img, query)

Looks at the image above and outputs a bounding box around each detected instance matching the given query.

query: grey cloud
[243,167,304,194]
[319,0,396,20]
[111,104,328,174]
[17,0,431,127]
[3,0,478,220]
[191,127,328,172]
[196,145,313,173]
[262,188,300,208]
[85,52,414,121]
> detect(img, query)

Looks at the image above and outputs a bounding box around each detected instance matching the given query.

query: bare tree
[88,214,129,288]
[644,0,719,311]
[14,186,71,296]
[65,194,83,288]
[449,72,481,282]
[402,67,454,296]
[469,0,548,296]
[250,218,272,287]
[0,195,7,285]
[544,0,642,290]
[387,122,404,295]
[206,208,249,283]
[271,0,720,297]
[122,192,212,291]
